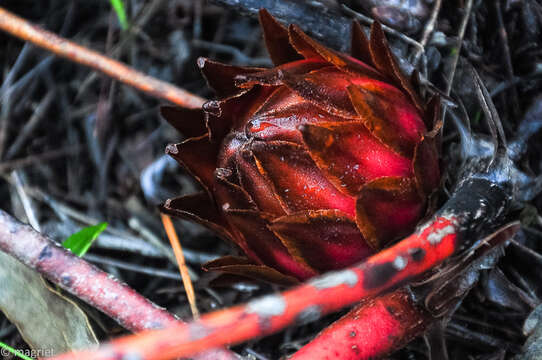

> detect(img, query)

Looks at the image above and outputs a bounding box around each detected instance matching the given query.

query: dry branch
[0,7,205,109]
[0,209,237,360]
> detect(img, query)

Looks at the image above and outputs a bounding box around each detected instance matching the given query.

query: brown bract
[161,9,441,283]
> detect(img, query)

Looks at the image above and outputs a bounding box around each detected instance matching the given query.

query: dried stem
[161,213,199,319]
[49,179,520,360]
[0,7,205,109]
[0,209,237,360]
[412,0,442,65]
[341,5,424,53]
[494,0,519,117]
[445,0,473,97]
[0,145,82,172]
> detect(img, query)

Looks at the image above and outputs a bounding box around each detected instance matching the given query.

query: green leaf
[62,223,107,257]
[109,0,129,30]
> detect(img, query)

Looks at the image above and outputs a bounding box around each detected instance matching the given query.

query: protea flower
[161,10,440,285]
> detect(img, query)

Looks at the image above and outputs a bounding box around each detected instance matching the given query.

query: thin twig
[0,209,237,360]
[1,174,203,265]
[442,0,474,125]
[5,89,56,160]
[0,175,183,263]
[128,216,179,265]
[341,5,424,52]
[495,0,519,117]
[161,213,200,319]
[0,145,82,172]
[445,0,473,97]
[94,233,165,258]
[130,216,212,268]
[0,55,54,106]
[84,254,182,281]
[10,171,40,231]
[192,39,271,66]
[0,7,205,109]
[412,0,443,65]
[76,0,168,99]
[0,43,31,159]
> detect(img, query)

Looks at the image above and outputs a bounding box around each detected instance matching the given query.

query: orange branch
[0,7,206,109]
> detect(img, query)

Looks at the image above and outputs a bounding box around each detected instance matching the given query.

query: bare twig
[94,234,165,258]
[0,209,238,360]
[10,171,40,231]
[0,43,31,159]
[83,254,182,281]
[0,145,82,172]
[76,0,168,99]
[442,0,474,125]
[192,39,271,66]
[0,7,205,109]
[445,0,473,97]
[495,0,519,117]
[5,89,56,160]
[412,0,443,65]
[0,55,54,106]
[128,216,179,263]
[342,5,424,52]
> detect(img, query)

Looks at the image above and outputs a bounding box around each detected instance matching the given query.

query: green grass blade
[0,341,34,360]
[109,0,129,30]
[62,222,108,257]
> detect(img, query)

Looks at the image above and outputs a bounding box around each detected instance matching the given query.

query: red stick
[0,210,237,360]
[50,216,462,360]
[48,178,519,360]
[290,289,429,360]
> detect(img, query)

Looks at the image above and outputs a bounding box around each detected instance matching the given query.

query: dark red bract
[161,10,440,284]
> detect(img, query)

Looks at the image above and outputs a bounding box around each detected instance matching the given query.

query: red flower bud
[162,10,440,284]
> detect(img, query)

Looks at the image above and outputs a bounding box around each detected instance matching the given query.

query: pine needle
[160,213,199,319]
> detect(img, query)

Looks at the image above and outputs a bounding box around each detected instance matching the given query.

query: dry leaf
[0,251,98,355]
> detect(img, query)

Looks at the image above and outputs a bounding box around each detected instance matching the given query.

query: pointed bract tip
[197,57,207,69]
[165,143,179,155]
[202,100,221,116]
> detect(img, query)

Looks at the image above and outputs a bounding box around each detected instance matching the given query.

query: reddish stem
[0,210,237,360]
[291,289,429,360]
